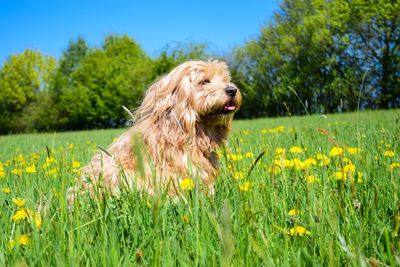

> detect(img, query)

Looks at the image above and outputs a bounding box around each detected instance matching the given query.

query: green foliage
[0,50,56,134]
[231,0,400,119]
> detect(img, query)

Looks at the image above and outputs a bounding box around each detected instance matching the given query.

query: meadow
[0,109,399,266]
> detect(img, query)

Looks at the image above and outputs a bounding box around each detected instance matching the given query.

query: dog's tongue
[224,102,236,111]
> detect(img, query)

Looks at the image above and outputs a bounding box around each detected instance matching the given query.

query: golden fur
[68,60,241,202]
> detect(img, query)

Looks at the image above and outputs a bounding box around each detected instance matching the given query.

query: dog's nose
[225,86,237,97]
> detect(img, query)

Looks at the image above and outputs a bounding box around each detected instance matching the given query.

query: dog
[68,60,241,202]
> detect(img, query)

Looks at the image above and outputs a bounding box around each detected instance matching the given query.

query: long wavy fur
[68,60,241,202]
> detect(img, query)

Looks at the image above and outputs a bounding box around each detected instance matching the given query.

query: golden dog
[68,60,241,202]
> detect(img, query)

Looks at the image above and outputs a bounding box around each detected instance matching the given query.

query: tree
[344,0,400,108]
[56,34,153,130]
[0,50,55,134]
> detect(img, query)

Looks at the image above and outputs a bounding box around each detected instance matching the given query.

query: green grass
[1,109,400,266]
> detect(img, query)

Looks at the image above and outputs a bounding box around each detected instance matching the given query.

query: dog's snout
[225,86,237,97]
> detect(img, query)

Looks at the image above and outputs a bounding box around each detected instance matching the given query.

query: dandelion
[288,209,302,216]
[2,187,11,193]
[180,178,195,191]
[241,130,249,135]
[15,155,26,166]
[43,156,57,169]
[0,163,5,178]
[239,181,252,192]
[261,129,268,134]
[269,126,285,133]
[245,152,253,158]
[347,147,362,155]
[228,154,243,161]
[335,171,345,180]
[72,160,81,169]
[289,146,304,154]
[46,167,60,176]
[30,152,39,161]
[390,162,400,170]
[275,148,285,155]
[288,225,310,236]
[26,165,37,173]
[316,154,330,166]
[342,163,356,174]
[268,165,281,175]
[233,171,244,180]
[12,209,29,222]
[68,143,75,150]
[11,168,23,176]
[384,150,395,157]
[12,197,26,207]
[17,234,30,245]
[181,215,190,224]
[303,158,317,168]
[330,147,343,157]
[34,213,42,229]
[305,175,316,184]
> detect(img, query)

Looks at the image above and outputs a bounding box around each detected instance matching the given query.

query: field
[1,109,400,266]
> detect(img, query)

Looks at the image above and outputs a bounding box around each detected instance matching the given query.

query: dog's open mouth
[222,100,237,114]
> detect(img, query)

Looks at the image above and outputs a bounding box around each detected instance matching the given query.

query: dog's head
[136,60,241,134]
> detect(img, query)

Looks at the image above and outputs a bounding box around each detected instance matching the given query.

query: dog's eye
[200,79,210,85]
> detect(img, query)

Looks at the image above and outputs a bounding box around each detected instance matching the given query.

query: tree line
[0,0,399,134]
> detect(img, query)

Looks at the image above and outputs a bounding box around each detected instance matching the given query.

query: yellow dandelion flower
[305,175,316,184]
[390,162,400,170]
[46,167,60,176]
[269,126,285,133]
[288,225,310,236]
[26,165,37,174]
[72,160,81,169]
[303,158,317,168]
[288,209,302,216]
[384,150,395,157]
[335,171,345,180]
[293,158,306,170]
[261,129,268,134]
[239,181,252,192]
[245,152,253,158]
[330,147,343,157]
[241,130,249,135]
[43,156,57,169]
[2,186,11,193]
[18,234,30,246]
[268,165,281,174]
[316,154,330,166]
[12,209,29,222]
[16,155,26,166]
[233,171,244,180]
[68,143,75,150]
[289,146,304,154]
[34,213,42,229]
[274,158,293,169]
[228,154,243,161]
[11,169,23,176]
[180,178,195,191]
[342,163,356,173]
[0,170,4,179]
[12,197,26,207]
[181,215,190,224]
[275,148,285,154]
[346,147,362,155]
[30,152,39,161]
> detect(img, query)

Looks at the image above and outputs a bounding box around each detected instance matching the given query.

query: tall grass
[0,109,399,266]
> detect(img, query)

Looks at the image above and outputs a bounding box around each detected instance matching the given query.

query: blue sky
[0,1,279,63]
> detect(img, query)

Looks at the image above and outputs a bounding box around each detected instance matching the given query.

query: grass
[1,109,400,266]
